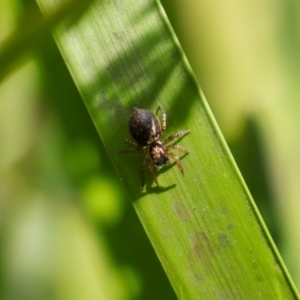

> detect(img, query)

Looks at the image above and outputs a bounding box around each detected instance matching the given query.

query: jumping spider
[119,106,190,188]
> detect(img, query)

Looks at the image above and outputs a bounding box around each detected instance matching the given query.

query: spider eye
[150,142,169,168]
[153,155,169,167]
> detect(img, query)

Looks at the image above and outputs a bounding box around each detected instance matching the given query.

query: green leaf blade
[36,0,299,298]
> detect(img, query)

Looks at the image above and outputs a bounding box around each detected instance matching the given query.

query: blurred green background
[1,0,300,299]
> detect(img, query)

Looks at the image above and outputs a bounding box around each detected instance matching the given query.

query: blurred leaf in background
[161,0,300,291]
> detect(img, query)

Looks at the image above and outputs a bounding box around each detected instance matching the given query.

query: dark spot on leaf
[189,231,215,264]
[173,201,190,221]
[218,232,231,247]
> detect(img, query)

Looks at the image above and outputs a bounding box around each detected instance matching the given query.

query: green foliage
[1,0,299,298]
[34,0,299,298]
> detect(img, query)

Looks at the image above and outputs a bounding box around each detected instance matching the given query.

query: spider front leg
[163,130,191,145]
[166,144,189,154]
[141,156,158,188]
[141,157,147,188]
[168,152,185,175]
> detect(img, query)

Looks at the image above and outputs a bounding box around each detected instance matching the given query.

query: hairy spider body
[119,106,190,187]
[129,108,162,146]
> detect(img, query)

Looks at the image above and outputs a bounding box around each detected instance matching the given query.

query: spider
[118,105,190,188]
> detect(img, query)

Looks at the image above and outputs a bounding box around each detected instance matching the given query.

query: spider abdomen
[129,107,161,146]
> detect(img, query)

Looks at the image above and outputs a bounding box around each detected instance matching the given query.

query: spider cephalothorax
[119,106,190,187]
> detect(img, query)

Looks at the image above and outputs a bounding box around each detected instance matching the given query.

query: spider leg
[118,136,144,154]
[163,130,191,145]
[118,148,143,154]
[157,105,167,135]
[141,157,148,188]
[166,144,189,153]
[140,156,158,187]
[147,158,159,186]
[168,152,184,175]
[148,163,158,186]
[123,136,139,147]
